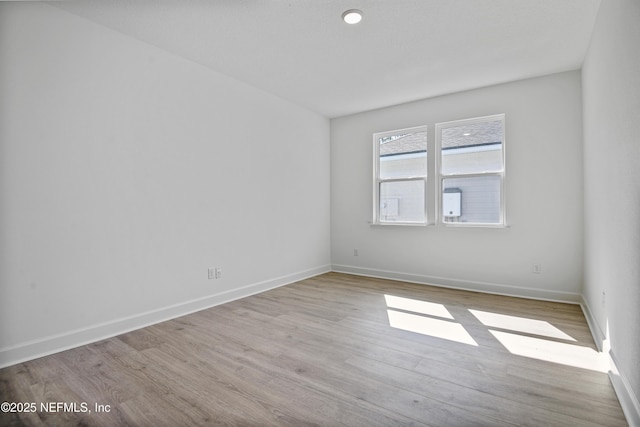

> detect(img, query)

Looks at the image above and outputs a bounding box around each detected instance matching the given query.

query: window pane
[379,131,427,179]
[441,120,503,175]
[442,176,501,224]
[380,180,425,223]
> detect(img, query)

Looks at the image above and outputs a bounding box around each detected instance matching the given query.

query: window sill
[441,222,510,229]
[370,221,432,227]
[369,221,510,229]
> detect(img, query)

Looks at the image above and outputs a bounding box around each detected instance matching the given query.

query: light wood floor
[0,272,626,426]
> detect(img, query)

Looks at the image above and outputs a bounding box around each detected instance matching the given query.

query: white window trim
[373,125,429,226]
[435,114,507,227]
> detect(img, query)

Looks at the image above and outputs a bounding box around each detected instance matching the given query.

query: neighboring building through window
[373,115,505,227]
[437,114,505,225]
[373,126,428,224]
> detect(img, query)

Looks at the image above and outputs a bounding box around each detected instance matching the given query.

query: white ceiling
[53,0,601,118]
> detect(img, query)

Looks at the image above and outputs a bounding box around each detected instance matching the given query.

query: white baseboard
[578,298,640,426]
[609,351,640,427]
[579,295,606,351]
[331,264,582,304]
[0,265,331,369]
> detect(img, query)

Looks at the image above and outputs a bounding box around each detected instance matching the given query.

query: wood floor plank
[0,272,627,426]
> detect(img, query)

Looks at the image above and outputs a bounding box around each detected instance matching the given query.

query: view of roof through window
[379,132,427,157]
[442,120,502,150]
[379,119,502,159]
[379,134,409,144]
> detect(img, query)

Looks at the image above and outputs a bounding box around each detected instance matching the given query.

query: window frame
[435,114,506,227]
[372,125,429,226]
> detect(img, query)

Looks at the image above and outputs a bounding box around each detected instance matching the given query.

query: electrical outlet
[353,249,359,257]
[602,291,606,306]
[208,267,222,280]
[532,264,542,274]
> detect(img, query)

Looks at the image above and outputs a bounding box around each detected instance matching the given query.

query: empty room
[1,1,638,426]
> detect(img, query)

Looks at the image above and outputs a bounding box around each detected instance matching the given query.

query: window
[373,126,428,224]
[436,114,505,225]
[372,115,505,227]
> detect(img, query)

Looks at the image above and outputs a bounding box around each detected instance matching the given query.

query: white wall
[582,0,640,422]
[331,71,584,301]
[0,3,330,366]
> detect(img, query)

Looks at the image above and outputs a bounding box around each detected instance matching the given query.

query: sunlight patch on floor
[386,309,478,346]
[469,309,576,341]
[381,294,607,371]
[489,330,608,372]
[384,294,454,319]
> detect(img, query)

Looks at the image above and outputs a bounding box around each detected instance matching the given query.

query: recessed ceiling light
[342,9,363,24]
